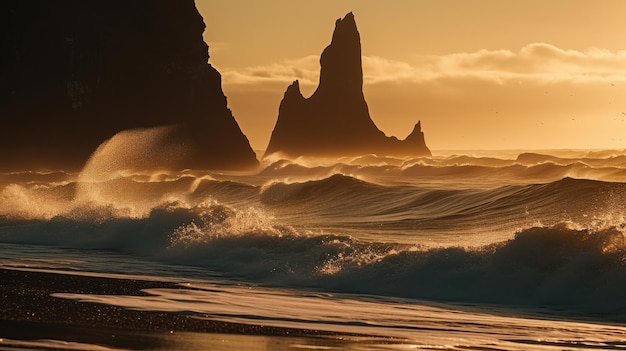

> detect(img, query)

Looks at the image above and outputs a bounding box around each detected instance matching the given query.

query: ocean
[2,149,626,350]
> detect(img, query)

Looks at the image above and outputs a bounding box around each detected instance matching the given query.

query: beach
[0,268,360,351]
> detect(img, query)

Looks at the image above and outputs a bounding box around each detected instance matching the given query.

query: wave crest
[169,203,293,247]
[260,174,376,204]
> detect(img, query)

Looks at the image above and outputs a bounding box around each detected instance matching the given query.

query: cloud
[219,43,626,88]
[218,55,320,87]
[220,43,626,151]
[361,56,428,84]
[433,43,626,83]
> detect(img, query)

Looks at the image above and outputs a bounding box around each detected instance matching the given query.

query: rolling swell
[3,170,626,238]
[1,184,626,317]
[257,154,626,184]
[3,156,626,319]
[260,175,626,235]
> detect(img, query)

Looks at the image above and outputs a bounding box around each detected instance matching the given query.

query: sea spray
[3,180,626,316]
[75,126,193,217]
[3,151,626,317]
[78,126,187,182]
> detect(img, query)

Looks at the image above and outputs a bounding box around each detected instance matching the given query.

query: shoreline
[0,268,362,349]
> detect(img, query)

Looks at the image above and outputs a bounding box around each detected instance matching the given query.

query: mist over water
[3,146,626,320]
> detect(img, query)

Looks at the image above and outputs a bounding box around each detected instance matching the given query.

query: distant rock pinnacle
[264,12,431,159]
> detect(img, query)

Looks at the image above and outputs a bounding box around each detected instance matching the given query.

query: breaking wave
[167,220,626,316]
[4,150,626,317]
[1,193,626,316]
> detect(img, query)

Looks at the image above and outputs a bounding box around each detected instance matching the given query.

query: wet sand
[0,268,357,350]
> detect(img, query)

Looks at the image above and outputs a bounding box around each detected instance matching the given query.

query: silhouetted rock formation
[0,0,258,171]
[264,12,431,159]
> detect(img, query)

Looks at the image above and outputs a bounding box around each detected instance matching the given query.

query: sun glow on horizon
[196,1,626,152]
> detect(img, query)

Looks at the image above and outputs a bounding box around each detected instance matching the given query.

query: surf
[3,147,626,319]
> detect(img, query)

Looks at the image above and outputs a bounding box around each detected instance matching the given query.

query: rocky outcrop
[264,12,431,159]
[0,0,258,171]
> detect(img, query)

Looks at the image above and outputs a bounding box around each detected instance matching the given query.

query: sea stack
[0,0,258,171]
[264,12,431,159]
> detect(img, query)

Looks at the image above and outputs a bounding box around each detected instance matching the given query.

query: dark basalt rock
[0,0,258,171]
[264,12,431,159]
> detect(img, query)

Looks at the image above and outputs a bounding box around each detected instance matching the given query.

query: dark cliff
[0,0,259,171]
[264,12,431,159]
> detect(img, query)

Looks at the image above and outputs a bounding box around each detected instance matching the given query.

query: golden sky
[196,0,626,151]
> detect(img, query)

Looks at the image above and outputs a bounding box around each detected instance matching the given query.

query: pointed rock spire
[316,12,363,98]
[264,13,431,159]
[285,80,304,98]
[404,121,429,150]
